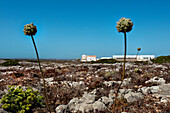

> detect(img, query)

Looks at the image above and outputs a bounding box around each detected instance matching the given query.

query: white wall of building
[81,54,87,62]
[86,56,97,61]
[113,55,155,61]
[81,54,97,62]
[100,57,112,59]
[81,54,155,62]
[137,55,155,61]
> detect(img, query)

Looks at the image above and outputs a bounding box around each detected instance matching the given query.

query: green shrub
[0,85,44,113]
[151,55,170,64]
[1,60,20,66]
[26,60,38,63]
[134,61,149,65]
[91,59,117,64]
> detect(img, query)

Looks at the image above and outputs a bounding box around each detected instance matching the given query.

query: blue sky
[0,0,170,59]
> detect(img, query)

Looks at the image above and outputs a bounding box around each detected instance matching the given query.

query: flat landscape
[0,59,169,113]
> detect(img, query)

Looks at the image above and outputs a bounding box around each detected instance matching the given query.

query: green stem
[31,35,50,112]
[113,32,127,113]
[122,32,126,83]
[116,32,127,92]
[136,51,139,60]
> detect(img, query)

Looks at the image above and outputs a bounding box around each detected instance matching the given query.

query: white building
[81,54,97,62]
[113,55,155,61]
[100,57,113,59]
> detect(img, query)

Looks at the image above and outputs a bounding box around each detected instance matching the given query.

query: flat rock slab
[157,84,170,97]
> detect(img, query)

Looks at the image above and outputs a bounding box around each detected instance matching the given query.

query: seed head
[137,47,141,51]
[116,17,133,33]
[23,23,37,36]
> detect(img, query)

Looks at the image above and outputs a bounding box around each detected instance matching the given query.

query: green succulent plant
[116,17,133,33]
[23,23,37,36]
[0,85,44,113]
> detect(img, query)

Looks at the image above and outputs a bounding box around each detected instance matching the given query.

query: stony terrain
[0,60,170,113]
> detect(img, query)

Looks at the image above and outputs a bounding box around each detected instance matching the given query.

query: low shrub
[134,68,142,74]
[0,85,44,113]
[1,60,20,66]
[151,55,170,64]
[91,59,117,64]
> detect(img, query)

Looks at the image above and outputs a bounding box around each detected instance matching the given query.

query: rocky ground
[0,60,170,113]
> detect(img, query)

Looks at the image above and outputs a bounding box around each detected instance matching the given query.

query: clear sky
[0,0,170,59]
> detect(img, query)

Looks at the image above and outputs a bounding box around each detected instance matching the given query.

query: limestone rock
[55,105,68,113]
[158,84,170,97]
[73,103,93,113]
[80,91,97,104]
[103,81,115,87]
[149,86,160,93]
[124,92,144,103]
[122,78,132,86]
[93,101,107,112]
[67,98,80,110]
[98,96,114,107]
[138,87,151,95]
[145,77,165,85]
[160,97,169,103]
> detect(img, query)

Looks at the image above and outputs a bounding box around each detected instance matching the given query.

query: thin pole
[31,35,50,112]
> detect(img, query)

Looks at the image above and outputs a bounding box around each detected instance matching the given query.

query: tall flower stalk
[23,23,50,112]
[113,18,133,112]
[136,47,141,60]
